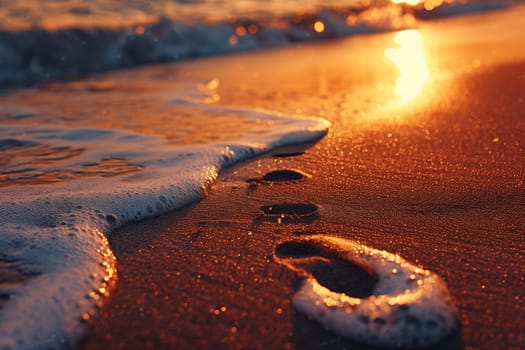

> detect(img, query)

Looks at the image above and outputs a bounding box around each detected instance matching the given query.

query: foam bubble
[0,103,328,348]
[276,235,459,348]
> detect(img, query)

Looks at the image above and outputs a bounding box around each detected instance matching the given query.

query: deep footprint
[275,241,376,298]
[274,235,460,349]
[247,169,309,184]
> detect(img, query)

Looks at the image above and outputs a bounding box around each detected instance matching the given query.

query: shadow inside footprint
[275,241,323,258]
[276,241,376,298]
[274,152,304,157]
[247,169,309,184]
[260,203,318,217]
[276,236,464,350]
[255,203,319,224]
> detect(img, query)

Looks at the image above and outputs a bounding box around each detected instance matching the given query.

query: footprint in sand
[247,169,310,184]
[275,239,375,298]
[255,203,319,224]
[274,235,460,349]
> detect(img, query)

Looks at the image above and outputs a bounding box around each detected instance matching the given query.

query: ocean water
[0,0,521,349]
[0,0,515,87]
[0,77,329,349]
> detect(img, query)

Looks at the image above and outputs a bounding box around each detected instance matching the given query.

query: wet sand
[79,7,525,350]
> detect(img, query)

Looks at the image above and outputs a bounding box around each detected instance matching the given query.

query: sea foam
[276,235,459,348]
[0,96,329,349]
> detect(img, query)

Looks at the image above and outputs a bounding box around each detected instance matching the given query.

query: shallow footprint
[247,169,310,184]
[275,235,459,349]
[261,203,318,217]
[256,203,319,224]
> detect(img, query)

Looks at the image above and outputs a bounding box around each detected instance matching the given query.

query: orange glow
[248,24,258,34]
[313,20,325,33]
[135,25,145,35]
[345,14,358,26]
[229,35,238,45]
[391,0,454,10]
[384,30,429,105]
[424,0,444,11]
[235,25,247,37]
[391,0,423,5]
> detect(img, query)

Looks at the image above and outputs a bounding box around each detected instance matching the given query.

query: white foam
[0,104,329,349]
[280,235,459,348]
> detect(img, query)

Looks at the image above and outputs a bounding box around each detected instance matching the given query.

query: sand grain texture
[72,7,524,350]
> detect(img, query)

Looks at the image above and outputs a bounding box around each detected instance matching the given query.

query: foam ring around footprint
[275,235,459,349]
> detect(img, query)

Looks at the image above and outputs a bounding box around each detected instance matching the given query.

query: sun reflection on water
[391,0,452,10]
[385,29,429,105]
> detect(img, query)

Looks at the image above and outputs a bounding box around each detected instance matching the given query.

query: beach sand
[61,7,524,350]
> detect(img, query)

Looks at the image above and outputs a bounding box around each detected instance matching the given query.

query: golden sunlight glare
[391,0,452,10]
[391,0,423,5]
[384,29,429,105]
[392,0,423,6]
[314,20,325,33]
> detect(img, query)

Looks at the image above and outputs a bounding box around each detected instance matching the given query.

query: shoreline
[79,7,524,350]
[0,6,523,350]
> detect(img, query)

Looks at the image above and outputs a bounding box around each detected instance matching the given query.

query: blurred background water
[0,0,518,87]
